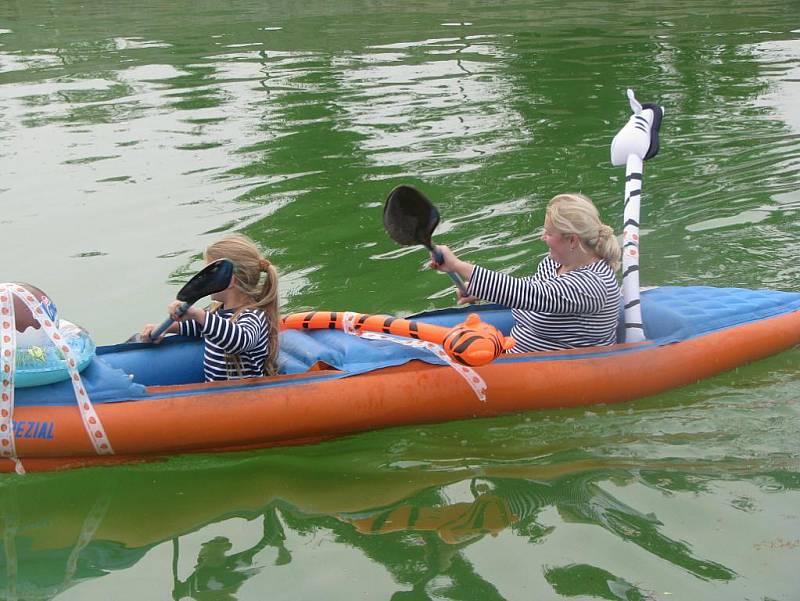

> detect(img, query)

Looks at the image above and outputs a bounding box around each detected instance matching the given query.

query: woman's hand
[456,291,479,305]
[429,245,479,304]
[429,245,476,281]
[429,244,458,272]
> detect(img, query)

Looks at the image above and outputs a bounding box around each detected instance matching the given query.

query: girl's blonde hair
[546,193,621,271]
[205,234,280,376]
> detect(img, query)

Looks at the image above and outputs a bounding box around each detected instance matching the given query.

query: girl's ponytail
[254,261,279,376]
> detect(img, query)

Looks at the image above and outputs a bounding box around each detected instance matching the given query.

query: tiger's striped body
[281,311,515,366]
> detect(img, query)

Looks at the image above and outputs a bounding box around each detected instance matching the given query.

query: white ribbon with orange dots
[341,311,487,402]
[0,283,113,474]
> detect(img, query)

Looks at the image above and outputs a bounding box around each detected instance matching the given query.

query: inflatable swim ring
[1,283,96,388]
[14,319,95,388]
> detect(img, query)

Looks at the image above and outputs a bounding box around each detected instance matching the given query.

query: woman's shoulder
[586,259,617,279]
[582,261,620,294]
[563,260,618,287]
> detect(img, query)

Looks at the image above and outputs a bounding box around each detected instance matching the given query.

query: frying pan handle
[149,301,189,340]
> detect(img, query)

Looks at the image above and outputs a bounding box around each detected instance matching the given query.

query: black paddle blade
[176,259,234,304]
[383,185,440,248]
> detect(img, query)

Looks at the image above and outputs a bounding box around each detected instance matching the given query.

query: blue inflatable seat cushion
[15,355,146,407]
[97,336,205,387]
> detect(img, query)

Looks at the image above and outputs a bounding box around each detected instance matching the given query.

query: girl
[142,234,280,380]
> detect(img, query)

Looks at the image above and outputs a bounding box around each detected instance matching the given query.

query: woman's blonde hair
[546,193,621,271]
[205,234,280,376]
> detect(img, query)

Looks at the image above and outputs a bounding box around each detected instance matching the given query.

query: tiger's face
[442,313,515,366]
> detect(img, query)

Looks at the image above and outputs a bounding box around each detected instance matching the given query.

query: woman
[431,193,621,353]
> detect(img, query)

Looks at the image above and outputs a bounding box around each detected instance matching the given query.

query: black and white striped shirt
[468,257,620,353]
[179,308,269,381]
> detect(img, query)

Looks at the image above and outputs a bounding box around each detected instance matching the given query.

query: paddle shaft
[150,301,189,340]
[427,243,469,296]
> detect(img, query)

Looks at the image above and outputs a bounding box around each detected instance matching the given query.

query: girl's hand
[167,300,187,321]
[140,323,162,344]
[167,300,205,324]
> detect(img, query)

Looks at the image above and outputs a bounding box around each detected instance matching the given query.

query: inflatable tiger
[281,311,515,366]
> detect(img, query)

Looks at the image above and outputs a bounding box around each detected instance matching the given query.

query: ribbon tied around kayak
[0,283,113,474]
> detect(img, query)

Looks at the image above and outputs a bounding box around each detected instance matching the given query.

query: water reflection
[0,454,757,601]
[171,510,289,601]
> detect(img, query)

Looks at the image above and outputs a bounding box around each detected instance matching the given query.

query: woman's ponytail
[594,224,621,271]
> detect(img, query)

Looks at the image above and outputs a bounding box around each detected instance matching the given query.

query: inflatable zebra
[610,89,664,343]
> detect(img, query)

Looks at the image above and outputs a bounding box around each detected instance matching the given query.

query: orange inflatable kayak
[6,285,800,472]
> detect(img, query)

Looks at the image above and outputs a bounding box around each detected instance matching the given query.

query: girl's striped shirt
[467,257,620,353]
[179,307,269,381]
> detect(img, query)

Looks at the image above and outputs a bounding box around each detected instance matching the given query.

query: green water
[2,1,800,599]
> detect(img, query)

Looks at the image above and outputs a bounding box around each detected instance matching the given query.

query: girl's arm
[166,300,206,338]
[140,321,180,342]
[201,310,267,353]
